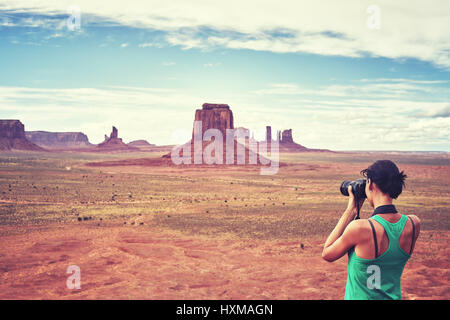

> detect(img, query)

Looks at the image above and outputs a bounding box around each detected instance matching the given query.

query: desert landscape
[0,144,448,299]
[1,1,449,302]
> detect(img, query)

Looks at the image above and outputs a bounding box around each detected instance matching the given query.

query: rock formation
[25,131,93,149]
[89,104,279,171]
[194,103,234,138]
[281,129,294,144]
[277,128,308,151]
[165,103,272,165]
[0,120,44,151]
[127,140,156,149]
[95,126,139,152]
[110,126,118,139]
[276,128,330,152]
[176,103,236,163]
[266,126,272,142]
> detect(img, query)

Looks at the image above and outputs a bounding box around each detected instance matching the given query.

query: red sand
[0,223,447,300]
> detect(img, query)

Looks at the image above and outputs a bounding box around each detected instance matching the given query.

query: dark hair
[361,160,407,199]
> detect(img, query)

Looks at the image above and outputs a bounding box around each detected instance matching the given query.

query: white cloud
[252,78,448,100]
[1,0,450,68]
[138,42,164,48]
[423,104,450,118]
[203,62,221,68]
[0,86,202,145]
[1,82,448,151]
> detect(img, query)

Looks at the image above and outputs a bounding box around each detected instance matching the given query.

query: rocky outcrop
[25,131,93,149]
[281,129,294,144]
[110,126,118,139]
[266,126,272,142]
[194,103,234,138]
[278,128,308,151]
[277,128,331,152]
[166,103,273,165]
[128,140,156,148]
[0,120,44,151]
[95,126,139,152]
[88,104,279,170]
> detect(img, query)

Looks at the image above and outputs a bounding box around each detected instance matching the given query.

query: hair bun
[361,160,406,199]
[398,171,407,181]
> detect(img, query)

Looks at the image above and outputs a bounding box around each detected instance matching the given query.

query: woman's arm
[322,186,365,262]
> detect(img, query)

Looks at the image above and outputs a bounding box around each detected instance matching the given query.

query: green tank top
[344,214,411,300]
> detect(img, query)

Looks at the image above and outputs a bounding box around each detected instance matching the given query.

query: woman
[322,160,420,300]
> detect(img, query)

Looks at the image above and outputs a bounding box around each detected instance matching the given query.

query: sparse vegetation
[0,151,448,239]
[0,150,448,300]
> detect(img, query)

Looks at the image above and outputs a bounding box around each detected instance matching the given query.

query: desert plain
[0,150,448,299]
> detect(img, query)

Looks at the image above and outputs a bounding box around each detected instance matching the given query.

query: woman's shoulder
[347,219,373,240]
[405,214,421,227]
[405,214,421,239]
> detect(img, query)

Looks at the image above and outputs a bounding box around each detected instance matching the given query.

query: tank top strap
[371,214,408,242]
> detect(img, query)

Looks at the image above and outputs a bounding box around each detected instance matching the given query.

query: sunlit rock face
[25,131,92,149]
[0,120,44,151]
[96,126,138,151]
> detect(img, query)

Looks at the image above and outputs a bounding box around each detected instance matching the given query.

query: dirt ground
[0,151,448,299]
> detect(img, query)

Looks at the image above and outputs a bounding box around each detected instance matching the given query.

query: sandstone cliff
[279,128,308,151]
[0,120,44,151]
[96,126,139,152]
[194,103,234,138]
[265,126,331,152]
[166,103,271,165]
[281,129,294,144]
[25,131,93,149]
[127,140,156,148]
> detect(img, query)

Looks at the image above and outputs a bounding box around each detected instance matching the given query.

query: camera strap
[356,204,397,220]
[355,196,361,220]
[371,205,398,217]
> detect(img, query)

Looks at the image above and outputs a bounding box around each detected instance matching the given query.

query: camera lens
[340,179,367,199]
[340,180,352,196]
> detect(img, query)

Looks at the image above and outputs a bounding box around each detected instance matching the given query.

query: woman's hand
[345,185,365,218]
[323,186,364,261]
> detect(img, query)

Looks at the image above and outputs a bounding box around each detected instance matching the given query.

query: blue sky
[0,0,449,151]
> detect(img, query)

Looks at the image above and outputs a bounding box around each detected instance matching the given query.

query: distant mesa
[85,102,333,169]
[161,102,234,161]
[95,126,139,152]
[281,129,294,144]
[0,120,44,151]
[88,103,272,168]
[25,131,93,149]
[164,102,270,165]
[127,140,156,148]
[266,126,331,153]
[195,103,234,137]
[201,103,231,110]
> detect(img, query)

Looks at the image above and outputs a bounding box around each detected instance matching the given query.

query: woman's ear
[368,179,373,191]
[368,179,380,194]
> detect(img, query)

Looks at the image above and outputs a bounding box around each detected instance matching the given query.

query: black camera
[340,179,367,199]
